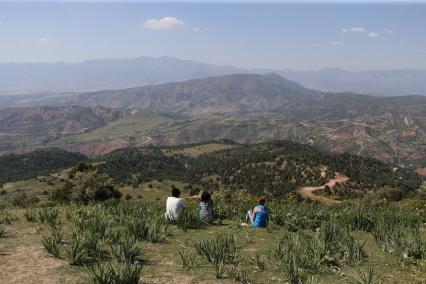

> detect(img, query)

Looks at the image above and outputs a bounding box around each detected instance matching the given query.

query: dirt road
[298,173,349,204]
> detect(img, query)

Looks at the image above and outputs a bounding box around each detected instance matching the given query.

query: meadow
[0,142,425,283]
[1,189,426,283]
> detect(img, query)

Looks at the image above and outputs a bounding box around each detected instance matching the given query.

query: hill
[98,141,422,198]
[38,74,425,164]
[1,56,425,96]
[37,74,426,118]
[0,106,126,155]
[0,148,86,184]
[276,68,426,96]
[0,56,242,95]
[0,74,424,164]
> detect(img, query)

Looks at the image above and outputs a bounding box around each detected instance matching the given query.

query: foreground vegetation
[1,196,426,283]
[0,141,425,283]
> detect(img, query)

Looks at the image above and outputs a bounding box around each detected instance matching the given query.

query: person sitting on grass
[165,187,187,220]
[199,191,214,223]
[245,198,269,228]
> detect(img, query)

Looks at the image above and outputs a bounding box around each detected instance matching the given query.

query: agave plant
[193,233,237,265]
[177,245,199,270]
[85,263,142,284]
[69,233,88,265]
[110,236,144,264]
[42,229,62,258]
[0,225,8,238]
[24,210,38,222]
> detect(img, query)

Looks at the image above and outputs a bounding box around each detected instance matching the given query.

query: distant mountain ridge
[36,73,426,120]
[0,56,425,96]
[0,74,424,166]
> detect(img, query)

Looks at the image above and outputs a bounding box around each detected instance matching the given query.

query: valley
[0,74,423,169]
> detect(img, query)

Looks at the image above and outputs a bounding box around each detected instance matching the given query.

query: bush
[50,181,73,203]
[42,229,62,258]
[71,169,121,203]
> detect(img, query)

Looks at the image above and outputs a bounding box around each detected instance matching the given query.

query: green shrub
[177,245,199,270]
[42,229,62,258]
[0,226,8,238]
[193,233,237,265]
[69,233,88,266]
[109,236,144,264]
[71,169,121,203]
[85,263,142,284]
[174,207,201,232]
[24,209,38,222]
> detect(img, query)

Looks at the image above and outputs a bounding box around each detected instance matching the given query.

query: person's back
[165,187,186,220]
[252,205,269,228]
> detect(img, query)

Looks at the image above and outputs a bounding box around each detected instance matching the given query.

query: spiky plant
[69,233,88,265]
[113,263,143,284]
[356,267,380,284]
[193,233,237,265]
[175,207,201,232]
[226,262,252,284]
[24,210,38,222]
[248,252,266,271]
[177,246,199,270]
[147,220,168,243]
[83,233,102,260]
[110,236,144,264]
[0,226,8,238]
[85,263,114,284]
[42,229,62,258]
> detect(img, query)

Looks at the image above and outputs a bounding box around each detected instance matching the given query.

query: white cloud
[330,41,343,45]
[368,32,379,38]
[341,27,348,33]
[386,29,393,35]
[193,27,208,32]
[350,27,365,32]
[144,17,184,30]
[38,37,57,45]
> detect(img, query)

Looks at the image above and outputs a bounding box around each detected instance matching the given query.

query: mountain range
[0,73,424,168]
[1,56,426,97]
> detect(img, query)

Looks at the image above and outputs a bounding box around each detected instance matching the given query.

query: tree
[71,169,121,203]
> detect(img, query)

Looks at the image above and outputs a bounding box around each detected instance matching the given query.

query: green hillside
[0,149,86,184]
[99,141,422,198]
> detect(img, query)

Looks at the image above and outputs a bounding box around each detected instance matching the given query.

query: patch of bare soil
[0,225,83,284]
[416,167,426,177]
[62,139,130,157]
[298,172,349,204]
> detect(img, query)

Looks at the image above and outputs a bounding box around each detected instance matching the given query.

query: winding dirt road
[298,173,349,204]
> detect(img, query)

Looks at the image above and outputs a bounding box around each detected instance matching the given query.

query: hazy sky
[0,2,425,70]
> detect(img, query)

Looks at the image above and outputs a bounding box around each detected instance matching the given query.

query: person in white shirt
[165,187,187,220]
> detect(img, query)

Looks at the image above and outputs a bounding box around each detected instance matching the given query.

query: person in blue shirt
[245,198,269,228]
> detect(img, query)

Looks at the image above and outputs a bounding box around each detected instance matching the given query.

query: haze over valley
[1,3,426,284]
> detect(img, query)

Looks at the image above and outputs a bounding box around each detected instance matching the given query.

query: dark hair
[200,191,212,203]
[171,187,181,198]
[258,198,266,205]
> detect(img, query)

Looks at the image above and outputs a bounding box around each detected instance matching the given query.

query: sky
[0,1,425,70]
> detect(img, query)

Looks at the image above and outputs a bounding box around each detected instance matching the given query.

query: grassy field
[1,198,426,284]
[51,111,169,146]
[0,144,425,283]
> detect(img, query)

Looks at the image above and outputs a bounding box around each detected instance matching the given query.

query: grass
[52,111,168,146]
[1,199,426,283]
